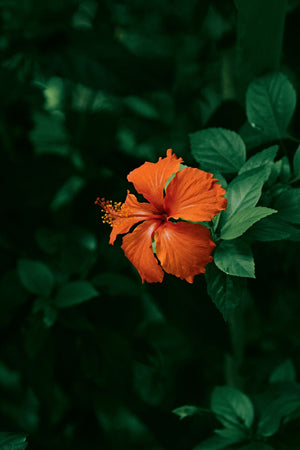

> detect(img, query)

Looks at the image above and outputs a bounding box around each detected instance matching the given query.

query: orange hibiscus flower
[96,149,227,283]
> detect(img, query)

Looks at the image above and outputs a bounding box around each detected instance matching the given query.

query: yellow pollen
[95,197,130,227]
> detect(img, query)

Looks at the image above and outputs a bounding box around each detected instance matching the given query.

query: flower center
[95,197,130,227]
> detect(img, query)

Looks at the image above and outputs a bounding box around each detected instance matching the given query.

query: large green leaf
[205,263,246,320]
[190,128,246,173]
[274,188,300,224]
[222,166,271,223]
[238,146,278,175]
[221,207,277,240]
[17,259,54,297]
[214,240,255,278]
[54,281,99,308]
[214,428,246,441]
[293,145,300,180]
[246,216,300,241]
[211,386,255,429]
[246,72,296,139]
[258,394,300,437]
[0,432,28,450]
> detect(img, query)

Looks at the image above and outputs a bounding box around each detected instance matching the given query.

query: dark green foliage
[0,433,28,450]
[1,1,300,449]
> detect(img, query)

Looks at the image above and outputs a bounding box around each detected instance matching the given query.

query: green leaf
[293,145,300,180]
[238,121,269,150]
[123,96,159,119]
[0,432,28,450]
[214,427,246,441]
[246,216,300,241]
[258,394,300,437]
[222,165,271,223]
[50,176,85,211]
[17,259,54,296]
[214,240,255,278]
[190,128,246,173]
[211,386,255,429]
[172,405,207,420]
[269,359,296,383]
[205,263,246,320]
[274,188,300,224]
[221,207,277,240]
[279,156,291,182]
[54,281,99,308]
[246,72,296,139]
[238,146,278,175]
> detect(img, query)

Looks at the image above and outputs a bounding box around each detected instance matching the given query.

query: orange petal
[164,167,227,222]
[121,219,164,283]
[155,221,215,283]
[109,192,161,244]
[127,149,183,211]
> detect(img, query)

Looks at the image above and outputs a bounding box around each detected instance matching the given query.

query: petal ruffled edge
[164,167,227,222]
[121,219,164,283]
[154,221,215,283]
[127,149,183,211]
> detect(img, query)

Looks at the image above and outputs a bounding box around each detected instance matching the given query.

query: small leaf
[238,146,278,175]
[190,128,246,173]
[274,188,300,224]
[0,432,28,450]
[246,72,296,139]
[17,259,54,296]
[269,359,296,383]
[221,207,277,240]
[172,405,207,420]
[205,263,246,320]
[222,165,271,223]
[293,145,300,179]
[54,281,99,308]
[123,96,159,119]
[258,394,300,437]
[51,176,85,211]
[214,240,255,278]
[211,386,255,429]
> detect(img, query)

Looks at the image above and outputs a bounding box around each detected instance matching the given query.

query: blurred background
[1,0,300,448]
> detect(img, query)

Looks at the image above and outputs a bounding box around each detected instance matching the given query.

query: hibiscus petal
[164,167,227,222]
[127,149,183,211]
[121,219,164,283]
[155,221,215,283]
[109,191,161,244]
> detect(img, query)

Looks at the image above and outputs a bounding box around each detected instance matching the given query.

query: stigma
[95,197,129,227]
